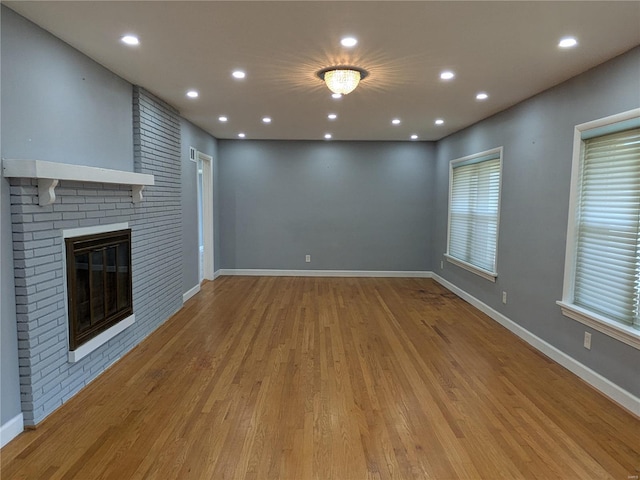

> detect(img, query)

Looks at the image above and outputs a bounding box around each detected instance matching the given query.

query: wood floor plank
[2,276,639,479]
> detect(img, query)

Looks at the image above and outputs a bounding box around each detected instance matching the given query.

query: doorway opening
[195,151,214,282]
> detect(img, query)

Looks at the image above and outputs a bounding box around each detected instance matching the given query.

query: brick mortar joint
[133,85,180,116]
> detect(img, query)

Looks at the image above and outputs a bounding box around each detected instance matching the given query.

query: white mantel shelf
[2,159,155,206]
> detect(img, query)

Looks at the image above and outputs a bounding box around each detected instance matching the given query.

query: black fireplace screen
[65,229,132,350]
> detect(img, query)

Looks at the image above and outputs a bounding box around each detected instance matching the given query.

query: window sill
[444,254,497,282]
[556,301,640,350]
[68,314,135,363]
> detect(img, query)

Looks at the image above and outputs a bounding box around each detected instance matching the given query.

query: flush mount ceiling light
[317,66,369,95]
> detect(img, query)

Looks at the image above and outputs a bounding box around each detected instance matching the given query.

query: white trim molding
[559,107,640,349]
[2,159,154,205]
[63,222,129,239]
[183,284,201,303]
[432,273,640,417]
[557,301,640,350]
[68,314,135,363]
[444,254,497,282]
[446,146,503,281]
[0,413,24,448]
[219,269,433,278]
[198,152,215,281]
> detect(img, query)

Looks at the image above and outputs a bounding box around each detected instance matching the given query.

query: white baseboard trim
[1,413,24,448]
[213,270,222,279]
[182,284,201,303]
[219,269,433,278]
[431,273,640,417]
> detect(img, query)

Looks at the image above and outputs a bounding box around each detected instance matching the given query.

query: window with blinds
[559,109,640,349]
[446,148,502,281]
[573,127,640,329]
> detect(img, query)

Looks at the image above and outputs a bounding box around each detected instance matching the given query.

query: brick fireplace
[4,87,184,426]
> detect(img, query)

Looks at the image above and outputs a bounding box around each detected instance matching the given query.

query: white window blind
[573,127,640,328]
[448,154,501,275]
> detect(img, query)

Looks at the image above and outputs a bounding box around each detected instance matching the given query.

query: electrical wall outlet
[305,254,311,263]
[502,291,507,304]
[584,332,592,350]
[440,260,444,269]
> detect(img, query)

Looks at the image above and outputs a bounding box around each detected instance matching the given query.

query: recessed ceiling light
[476,92,489,100]
[440,70,455,80]
[558,37,578,48]
[324,133,332,140]
[392,118,401,125]
[238,133,246,138]
[120,35,139,46]
[341,37,358,47]
[218,116,228,122]
[262,117,272,124]
[186,90,199,98]
[232,70,246,79]
[411,135,418,140]
[328,114,337,120]
[435,119,444,125]
[332,93,343,99]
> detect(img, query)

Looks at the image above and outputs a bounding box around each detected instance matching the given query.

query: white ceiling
[5,1,640,142]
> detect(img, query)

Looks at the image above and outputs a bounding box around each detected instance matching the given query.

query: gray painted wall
[0,7,20,427]
[1,6,134,428]
[1,7,133,170]
[219,141,434,271]
[180,119,218,292]
[1,176,22,427]
[213,142,221,275]
[432,46,640,397]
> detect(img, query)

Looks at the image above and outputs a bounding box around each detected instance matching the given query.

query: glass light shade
[323,69,362,95]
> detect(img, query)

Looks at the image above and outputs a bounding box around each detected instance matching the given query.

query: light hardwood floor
[2,277,639,479]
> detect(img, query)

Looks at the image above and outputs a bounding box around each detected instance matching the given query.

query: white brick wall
[9,87,183,425]
[131,86,183,345]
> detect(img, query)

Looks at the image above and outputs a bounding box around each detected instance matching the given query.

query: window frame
[445,147,503,282]
[557,108,640,350]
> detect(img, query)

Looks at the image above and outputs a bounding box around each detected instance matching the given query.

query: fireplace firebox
[65,229,132,350]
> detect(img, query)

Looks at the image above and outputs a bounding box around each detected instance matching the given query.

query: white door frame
[197,151,214,281]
